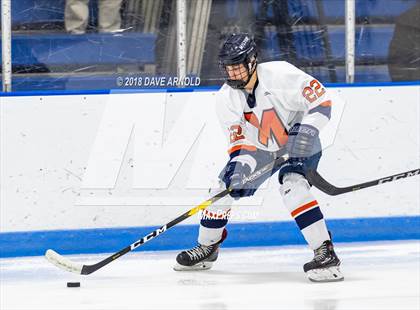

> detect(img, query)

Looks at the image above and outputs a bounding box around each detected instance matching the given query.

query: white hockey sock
[280,173,330,250]
[198,185,233,246]
[198,225,226,246]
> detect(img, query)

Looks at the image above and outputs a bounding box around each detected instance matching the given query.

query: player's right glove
[221,161,253,199]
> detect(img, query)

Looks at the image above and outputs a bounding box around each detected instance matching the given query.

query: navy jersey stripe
[229,148,257,159]
[308,105,331,119]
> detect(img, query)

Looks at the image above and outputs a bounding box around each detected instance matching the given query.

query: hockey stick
[45,154,288,275]
[307,168,420,196]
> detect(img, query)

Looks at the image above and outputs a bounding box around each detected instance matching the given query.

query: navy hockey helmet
[219,33,258,89]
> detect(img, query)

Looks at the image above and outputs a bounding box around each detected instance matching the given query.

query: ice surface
[1,241,419,310]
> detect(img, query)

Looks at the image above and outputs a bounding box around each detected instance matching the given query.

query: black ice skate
[174,229,227,271]
[304,239,344,282]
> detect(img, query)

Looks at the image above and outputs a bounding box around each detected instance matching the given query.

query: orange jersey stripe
[291,200,318,217]
[320,100,332,107]
[228,144,257,154]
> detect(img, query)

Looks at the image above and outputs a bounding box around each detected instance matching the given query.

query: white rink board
[1,85,419,232]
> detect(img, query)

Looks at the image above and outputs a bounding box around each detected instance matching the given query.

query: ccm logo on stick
[378,170,420,184]
[131,226,168,249]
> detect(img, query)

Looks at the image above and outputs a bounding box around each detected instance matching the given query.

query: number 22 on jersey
[302,79,325,103]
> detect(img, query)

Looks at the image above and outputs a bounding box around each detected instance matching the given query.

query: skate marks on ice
[0,241,419,310]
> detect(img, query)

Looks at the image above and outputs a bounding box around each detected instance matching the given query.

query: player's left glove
[286,123,320,159]
[221,161,255,199]
[279,123,321,180]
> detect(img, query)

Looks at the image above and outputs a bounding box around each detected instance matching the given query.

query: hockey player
[174,33,343,282]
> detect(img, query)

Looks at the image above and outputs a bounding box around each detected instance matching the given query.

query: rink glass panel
[352,0,419,82]
[3,0,419,92]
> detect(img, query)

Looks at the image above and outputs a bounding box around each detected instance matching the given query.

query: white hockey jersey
[216,61,333,169]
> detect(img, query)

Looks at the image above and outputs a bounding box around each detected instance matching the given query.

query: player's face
[225,64,249,81]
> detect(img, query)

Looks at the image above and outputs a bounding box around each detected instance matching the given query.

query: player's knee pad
[279,173,311,212]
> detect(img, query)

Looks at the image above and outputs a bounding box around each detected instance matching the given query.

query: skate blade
[173,261,213,271]
[306,266,344,283]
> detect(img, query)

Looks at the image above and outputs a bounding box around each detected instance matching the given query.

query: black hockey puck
[67,282,80,288]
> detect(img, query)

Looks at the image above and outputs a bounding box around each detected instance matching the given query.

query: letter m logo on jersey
[244,108,288,147]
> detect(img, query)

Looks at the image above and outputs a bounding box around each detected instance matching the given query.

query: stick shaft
[307,168,420,196]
